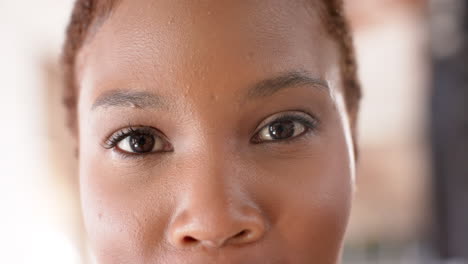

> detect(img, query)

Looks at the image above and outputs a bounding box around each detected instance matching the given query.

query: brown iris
[268,120,295,140]
[129,134,155,153]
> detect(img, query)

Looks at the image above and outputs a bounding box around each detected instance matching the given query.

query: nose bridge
[166,144,267,249]
[183,151,239,217]
[181,116,240,204]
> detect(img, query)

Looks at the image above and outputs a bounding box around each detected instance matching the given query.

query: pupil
[130,134,155,153]
[269,120,295,139]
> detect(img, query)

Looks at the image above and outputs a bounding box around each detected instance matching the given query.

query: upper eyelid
[250,117,317,145]
[253,111,318,133]
[102,126,164,149]
[101,111,318,148]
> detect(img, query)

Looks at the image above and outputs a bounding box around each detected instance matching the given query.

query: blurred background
[0,0,466,263]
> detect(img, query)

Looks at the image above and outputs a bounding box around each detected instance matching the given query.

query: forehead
[77,0,339,105]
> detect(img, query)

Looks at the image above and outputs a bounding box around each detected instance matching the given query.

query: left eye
[104,127,172,155]
[252,112,317,143]
[117,133,160,154]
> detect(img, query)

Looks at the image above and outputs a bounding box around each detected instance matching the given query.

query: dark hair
[62,0,361,139]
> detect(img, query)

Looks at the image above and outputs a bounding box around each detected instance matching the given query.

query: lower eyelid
[103,115,317,151]
[110,148,153,160]
[251,121,315,144]
[276,127,315,144]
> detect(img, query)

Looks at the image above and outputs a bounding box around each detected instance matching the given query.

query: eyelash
[103,126,159,150]
[251,112,319,144]
[102,112,319,157]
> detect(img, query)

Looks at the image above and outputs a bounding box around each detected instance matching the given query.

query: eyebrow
[91,71,328,110]
[91,90,168,110]
[246,71,329,99]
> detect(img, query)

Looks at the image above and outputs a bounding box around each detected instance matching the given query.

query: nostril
[182,236,198,244]
[228,229,255,245]
[233,230,249,239]
[168,205,267,249]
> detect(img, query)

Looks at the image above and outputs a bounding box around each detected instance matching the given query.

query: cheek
[79,153,173,262]
[269,158,352,263]
[285,162,351,260]
[252,134,353,262]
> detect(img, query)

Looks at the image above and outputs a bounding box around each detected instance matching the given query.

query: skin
[76,0,356,263]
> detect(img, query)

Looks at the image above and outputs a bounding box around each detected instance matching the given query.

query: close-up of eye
[251,112,318,144]
[104,127,173,155]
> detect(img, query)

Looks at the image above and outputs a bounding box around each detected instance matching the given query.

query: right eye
[104,127,173,155]
[251,111,318,144]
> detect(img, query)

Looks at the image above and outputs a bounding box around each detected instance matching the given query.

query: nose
[168,208,266,249]
[166,177,267,249]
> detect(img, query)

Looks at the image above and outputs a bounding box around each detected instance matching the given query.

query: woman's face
[76,0,355,263]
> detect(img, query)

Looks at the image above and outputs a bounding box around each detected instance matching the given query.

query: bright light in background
[0,1,81,263]
[25,230,80,264]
